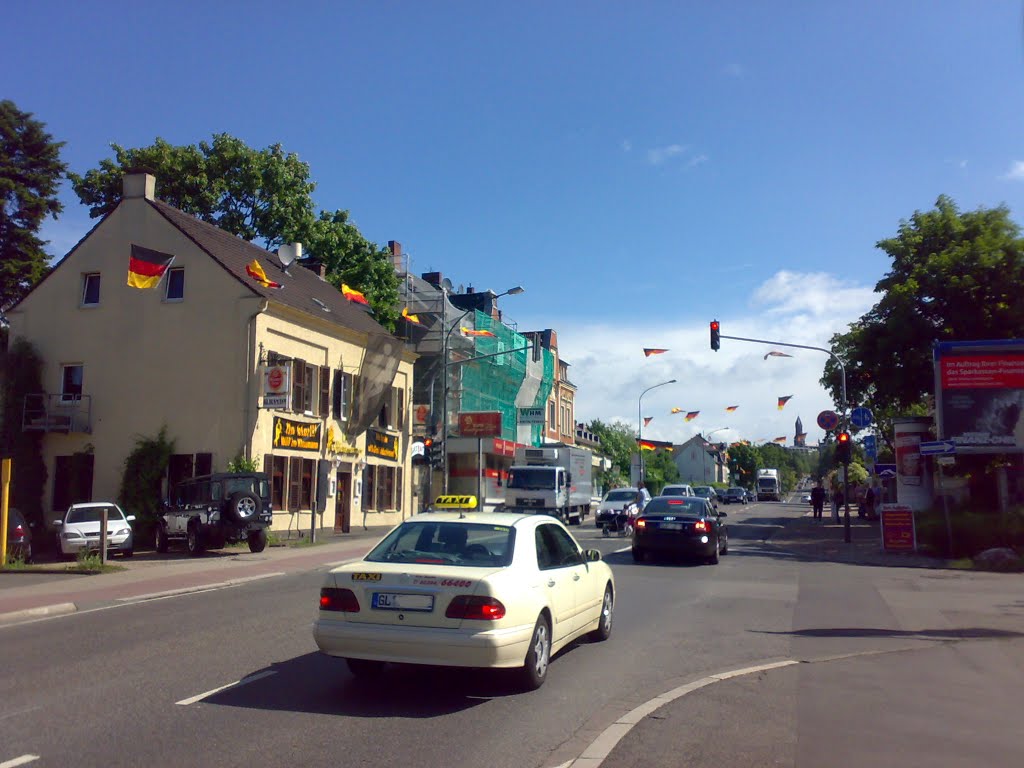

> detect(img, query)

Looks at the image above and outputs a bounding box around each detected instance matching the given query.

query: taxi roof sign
[432,495,478,509]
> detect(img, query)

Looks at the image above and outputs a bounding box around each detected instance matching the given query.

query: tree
[0,100,67,319]
[726,442,760,489]
[642,448,680,493]
[588,419,639,486]
[0,338,47,528]
[823,196,1024,421]
[69,134,400,328]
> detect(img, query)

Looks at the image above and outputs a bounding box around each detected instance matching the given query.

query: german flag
[725,405,739,412]
[127,244,174,289]
[342,283,369,305]
[643,348,669,357]
[685,411,699,421]
[246,259,282,289]
[638,440,657,451]
[773,436,787,443]
[777,395,793,410]
[461,327,496,338]
[637,438,673,452]
[401,307,421,324]
[643,417,653,426]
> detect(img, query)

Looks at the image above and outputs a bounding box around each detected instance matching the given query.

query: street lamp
[440,285,525,493]
[638,379,676,483]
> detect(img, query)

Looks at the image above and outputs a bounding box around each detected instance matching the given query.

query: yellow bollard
[1,458,11,566]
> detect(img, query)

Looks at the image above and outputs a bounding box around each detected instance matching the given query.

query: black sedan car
[631,496,727,565]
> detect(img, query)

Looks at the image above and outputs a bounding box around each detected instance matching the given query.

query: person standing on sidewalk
[831,487,844,523]
[811,482,825,521]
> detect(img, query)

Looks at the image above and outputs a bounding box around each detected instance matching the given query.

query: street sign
[459,411,503,437]
[816,410,839,431]
[873,463,897,478]
[880,504,916,552]
[863,434,877,459]
[919,440,956,456]
[517,406,546,425]
[850,407,874,428]
[937,456,956,466]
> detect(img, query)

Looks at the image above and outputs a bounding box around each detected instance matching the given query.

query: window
[535,524,583,570]
[548,400,556,428]
[395,467,403,512]
[268,454,286,510]
[319,367,330,418]
[82,274,100,306]
[364,464,377,510]
[332,370,353,421]
[396,387,405,431]
[300,459,314,509]
[164,267,185,300]
[61,364,83,402]
[288,457,302,512]
[292,359,313,413]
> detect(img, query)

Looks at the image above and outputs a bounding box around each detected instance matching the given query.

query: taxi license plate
[372,592,434,612]
[660,522,683,530]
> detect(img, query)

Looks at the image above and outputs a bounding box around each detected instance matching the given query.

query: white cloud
[555,270,877,448]
[647,144,687,165]
[1002,161,1024,180]
[686,153,708,168]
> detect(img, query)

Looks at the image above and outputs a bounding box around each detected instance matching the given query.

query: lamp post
[637,379,676,483]
[440,285,525,494]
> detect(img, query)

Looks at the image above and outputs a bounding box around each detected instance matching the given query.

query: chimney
[388,240,403,273]
[123,170,155,201]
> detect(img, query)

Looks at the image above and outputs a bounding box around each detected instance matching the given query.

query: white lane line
[116,572,285,602]
[0,755,40,768]
[176,670,277,706]
[570,659,800,767]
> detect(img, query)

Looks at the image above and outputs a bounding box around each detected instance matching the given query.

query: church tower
[794,415,806,447]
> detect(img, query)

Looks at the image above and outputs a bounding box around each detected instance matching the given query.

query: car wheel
[631,547,646,563]
[517,615,551,691]
[186,523,205,557]
[226,491,261,523]
[707,537,720,565]
[346,658,385,678]
[155,523,169,554]
[720,531,729,555]
[248,528,268,553]
[589,585,614,642]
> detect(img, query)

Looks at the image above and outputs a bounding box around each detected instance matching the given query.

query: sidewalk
[0,525,392,626]
[765,511,947,568]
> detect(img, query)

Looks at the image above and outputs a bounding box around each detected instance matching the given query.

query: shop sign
[366,428,399,460]
[880,504,916,552]
[272,416,320,452]
[459,411,502,437]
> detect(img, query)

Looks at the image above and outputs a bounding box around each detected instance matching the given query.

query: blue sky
[7,1,1024,445]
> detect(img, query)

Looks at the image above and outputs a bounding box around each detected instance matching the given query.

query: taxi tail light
[635,518,647,530]
[320,587,360,612]
[694,520,710,533]
[446,595,506,620]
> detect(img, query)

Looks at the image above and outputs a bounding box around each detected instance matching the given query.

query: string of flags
[643,417,654,426]
[643,348,669,357]
[461,327,496,338]
[342,284,369,305]
[401,307,421,324]
[777,395,792,410]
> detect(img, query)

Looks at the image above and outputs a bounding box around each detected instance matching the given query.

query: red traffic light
[710,320,721,351]
[837,432,850,443]
[710,321,719,331]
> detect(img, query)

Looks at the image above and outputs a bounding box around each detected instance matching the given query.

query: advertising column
[893,416,933,511]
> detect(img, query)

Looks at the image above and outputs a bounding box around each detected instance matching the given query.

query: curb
[0,601,77,625]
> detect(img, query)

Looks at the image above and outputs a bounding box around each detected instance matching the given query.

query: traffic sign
[873,463,897,478]
[863,434,877,459]
[919,440,956,456]
[850,407,874,428]
[816,410,839,431]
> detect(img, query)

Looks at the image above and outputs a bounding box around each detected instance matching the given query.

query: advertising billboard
[934,340,1024,453]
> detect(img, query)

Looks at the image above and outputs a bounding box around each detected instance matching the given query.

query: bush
[914,504,1024,558]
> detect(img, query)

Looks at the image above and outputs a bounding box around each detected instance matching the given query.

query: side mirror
[53,519,63,526]
[126,515,136,522]
[584,549,602,562]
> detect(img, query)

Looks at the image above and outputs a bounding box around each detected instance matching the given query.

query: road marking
[0,706,41,722]
[562,659,800,767]
[176,670,277,706]
[116,572,285,602]
[0,755,40,768]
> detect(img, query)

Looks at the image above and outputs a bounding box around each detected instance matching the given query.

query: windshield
[604,490,638,502]
[365,521,516,567]
[660,486,690,496]
[693,487,712,497]
[643,498,707,517]
[758,478,777,488]
[67,506,125,524]
[224,477,270,497]
[507,467,556,490]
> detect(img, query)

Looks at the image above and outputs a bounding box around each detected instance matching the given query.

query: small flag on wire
[643,348,669,357]
[342,283,369,305]
[401,307,421,324]
[685,411,699,421]
[461,327,496,337]
[725,405,739,412]
[671,407,683,414]
[245,259,282,289]
[643,417,653,426]
[764,350,793,360]
[777,395,793,410]
[773,436,787,443]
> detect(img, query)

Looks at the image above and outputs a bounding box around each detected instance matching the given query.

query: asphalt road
[1,498,1021,768]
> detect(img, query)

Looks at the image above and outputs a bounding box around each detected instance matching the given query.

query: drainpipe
[244,299,270,462]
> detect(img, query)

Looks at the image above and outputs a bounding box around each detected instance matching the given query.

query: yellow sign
[432,495,478,509]
[351,573,382,582]
[272,416,321,452]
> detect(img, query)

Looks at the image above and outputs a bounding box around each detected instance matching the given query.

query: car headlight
[62,531,84,540]
[115,528,129,536]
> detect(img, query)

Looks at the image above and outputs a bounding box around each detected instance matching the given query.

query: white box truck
[757,468,781,501]
[505,443,593,525]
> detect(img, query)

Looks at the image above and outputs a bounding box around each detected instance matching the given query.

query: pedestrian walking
[831,488,844,523]
[811,483,825,520]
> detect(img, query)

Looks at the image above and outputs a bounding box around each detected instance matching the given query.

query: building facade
[673,434,729,485]
[8,173,416,534]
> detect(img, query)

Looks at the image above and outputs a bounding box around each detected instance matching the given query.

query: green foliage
[118,426,175,541]
[588,419,639,486]
[642,448,680,493]
[70,550,124,573]
[0,337,47,527]
[823,195,1024,418]
[69,134,400,330]
[726,442,759,488]
[226,453,261,473]
[0,100,67,318]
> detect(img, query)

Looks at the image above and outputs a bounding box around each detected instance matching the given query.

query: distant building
[794,415,806,447]
[672,434,729,485]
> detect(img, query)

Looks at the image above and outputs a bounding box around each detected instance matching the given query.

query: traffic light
[836,431,852,464]
[710,320,720,351]
[428,439,445,469]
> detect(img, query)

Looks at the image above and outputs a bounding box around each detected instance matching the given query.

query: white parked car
[55,502,136,559]
[313,512,615,690]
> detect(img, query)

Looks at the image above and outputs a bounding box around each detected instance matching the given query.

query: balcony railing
[22,393,92,434]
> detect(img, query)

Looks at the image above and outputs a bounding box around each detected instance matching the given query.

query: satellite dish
[278,243,301,268]
[441,277,454,292]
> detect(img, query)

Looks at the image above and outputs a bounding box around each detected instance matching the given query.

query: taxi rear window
[366,521,516,567]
